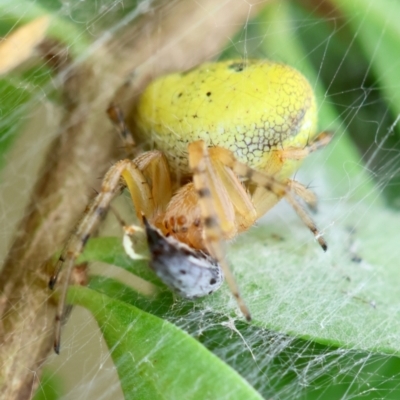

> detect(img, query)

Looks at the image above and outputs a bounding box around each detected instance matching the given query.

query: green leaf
[89,275,400,399]
[226,203,400,355]
[68,285,263,400]
[82,199,400,357]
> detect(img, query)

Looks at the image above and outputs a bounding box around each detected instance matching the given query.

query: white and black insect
[143,217,224,298]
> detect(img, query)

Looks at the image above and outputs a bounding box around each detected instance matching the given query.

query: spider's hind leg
[250,132,332,218]
[213,145,328,251]
[280,131,333,161]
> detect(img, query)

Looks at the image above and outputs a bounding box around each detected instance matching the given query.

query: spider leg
[251,178,319,219]
[250,132,331,217]
[188,140,252,321]
[207,145,328,252]
[280,131,332,160]
[208,148,257,232]
[50,158,160,353]
[288,180,318,211]
[106,104,173,212]
[107,103,137,158]
[133,151,172,215]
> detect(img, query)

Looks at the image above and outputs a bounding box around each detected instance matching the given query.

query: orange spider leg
[188,140,252,321]
[50,152,172,353]
[251,178,318,218]
[280,132,332,212]
[251,131,332,216]
[288,180,318,210]
[208,148,257,233]
[280,131,333,161]
[192,147,236,237]
[108,102,173,217]
[189,143,259,239]
[126,151,172,220]
[107,103,136,159]
[207,144,328,251]
[159,149,253,249]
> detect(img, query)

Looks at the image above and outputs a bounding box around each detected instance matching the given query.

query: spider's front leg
[49,152,170,353]
[188,138,328,321]
[188,140,253,321]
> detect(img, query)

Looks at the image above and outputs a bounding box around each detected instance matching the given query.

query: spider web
[1,0,400,399]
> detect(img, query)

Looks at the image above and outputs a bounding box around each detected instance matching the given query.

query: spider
[49,59,331,353]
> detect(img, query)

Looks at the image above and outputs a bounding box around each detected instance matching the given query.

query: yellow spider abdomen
[134,59,317,179]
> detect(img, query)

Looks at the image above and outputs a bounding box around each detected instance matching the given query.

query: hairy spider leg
[50,152,171,353]
[188,141,252,321]
[280,131,332,161]
[207,151,258,235]
[107,103,137,159]
[188,139,329,321]
[251,131,332,216]
[210,144,328,251]
[287,180,318,210]
[127,151,172,218]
